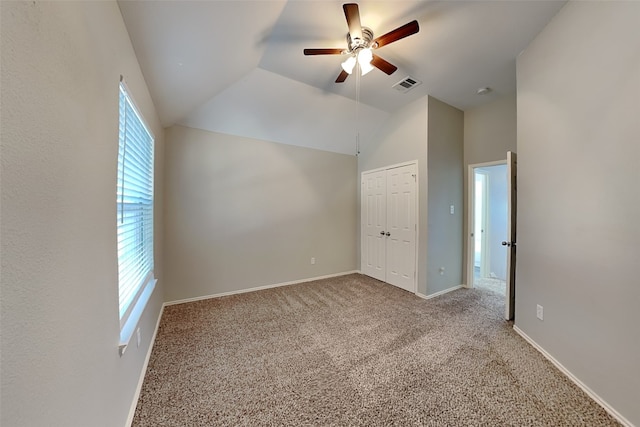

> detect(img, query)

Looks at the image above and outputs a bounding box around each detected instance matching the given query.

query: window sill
[119,278,157,357]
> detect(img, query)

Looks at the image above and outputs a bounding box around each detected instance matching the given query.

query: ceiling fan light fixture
[358,48,372,64]
[304,5,419,83]
[357,48,373,75]
[341,55,357,74]
[360,60,375,75]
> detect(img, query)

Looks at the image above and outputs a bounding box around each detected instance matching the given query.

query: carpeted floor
[474,276,506,295]
[133,274,619,426]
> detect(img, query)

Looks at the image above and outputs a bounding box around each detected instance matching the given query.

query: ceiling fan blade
[304,48,344,56]
[343,3,362,40]
[335,70,349,83]
[372,20,419,49]
[371,54,398,75]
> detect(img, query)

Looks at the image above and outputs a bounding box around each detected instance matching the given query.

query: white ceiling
[118,0,566,154]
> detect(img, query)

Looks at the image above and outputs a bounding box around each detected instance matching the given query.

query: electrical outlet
[536,304,544,321]
[310,257,315,265]
[450,205,455,215]
[439,267,445,275]
[136,328,141,347]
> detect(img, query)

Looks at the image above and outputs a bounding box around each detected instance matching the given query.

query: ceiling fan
[303,3,419,83]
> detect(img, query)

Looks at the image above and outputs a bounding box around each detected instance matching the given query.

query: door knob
[380,231,386,235]
[386,232,391,237]
[502,241,512,247]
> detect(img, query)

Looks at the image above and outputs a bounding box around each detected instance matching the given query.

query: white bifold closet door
[361,163,417,293]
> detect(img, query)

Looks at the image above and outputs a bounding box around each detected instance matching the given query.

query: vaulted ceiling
[118,1,565,154]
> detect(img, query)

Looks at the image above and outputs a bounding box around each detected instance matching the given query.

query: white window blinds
[117,82,155,334]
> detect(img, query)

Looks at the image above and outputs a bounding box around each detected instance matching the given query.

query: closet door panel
[385,164,417,292]
[361,170,386,281]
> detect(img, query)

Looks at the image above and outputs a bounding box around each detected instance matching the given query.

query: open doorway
[469,162,508,296]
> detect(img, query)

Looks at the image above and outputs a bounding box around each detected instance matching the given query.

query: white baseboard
[125,304,164,427]
[513,325,634,427]
[165,271,360,306]
[416,284,463,300]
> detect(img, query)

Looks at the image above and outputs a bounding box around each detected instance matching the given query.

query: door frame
[361,160,419,293]
[505,151,517,320]
[465,159,506,290]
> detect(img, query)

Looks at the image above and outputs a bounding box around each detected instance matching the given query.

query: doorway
[468,162,508,296]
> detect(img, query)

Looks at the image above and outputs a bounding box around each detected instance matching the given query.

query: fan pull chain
[355,62,361,156]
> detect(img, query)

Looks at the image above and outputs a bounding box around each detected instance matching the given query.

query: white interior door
[504,151,517,320]
[361,163,417,292]
[361,170,386,281]
[385,164,417,292]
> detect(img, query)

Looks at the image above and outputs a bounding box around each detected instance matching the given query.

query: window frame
[117,79,156,356]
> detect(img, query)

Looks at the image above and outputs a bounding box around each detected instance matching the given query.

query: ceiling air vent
[392,76,422,93]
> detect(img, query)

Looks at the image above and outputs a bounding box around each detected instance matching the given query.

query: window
[117,81,156,355]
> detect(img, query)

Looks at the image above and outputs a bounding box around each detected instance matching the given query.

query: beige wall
[0,2,164,426]
[358,97,428,294]
[462,93,517,284]
[426,97,464,295]
[516,2,640,425]
[163,125,357,302]
[464,93,517,166]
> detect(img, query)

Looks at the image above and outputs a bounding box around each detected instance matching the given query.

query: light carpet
[133,274,619,426]
[474,277,506,295]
